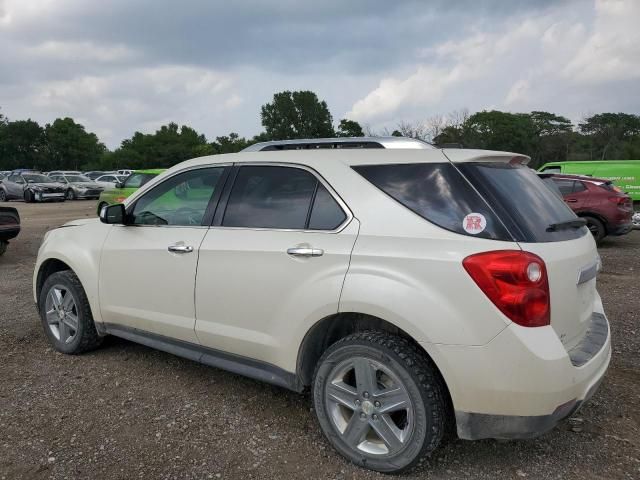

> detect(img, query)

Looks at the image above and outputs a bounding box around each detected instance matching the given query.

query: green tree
[336,119,364,137]
[211,132,250,154]
[0,119,47,170]
[579,113,640,160]
[260,90,335,140]
[106,123,212,170]
[44,117,106,171]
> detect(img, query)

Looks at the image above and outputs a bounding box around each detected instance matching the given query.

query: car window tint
[308,183,347,230]
[551,178,575,196]
[130,168,223,226]
[223,166,317,229]
[573,181,587,192]
[354,163,513,240]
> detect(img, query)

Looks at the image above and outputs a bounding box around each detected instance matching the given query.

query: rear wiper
[546,218,587,232]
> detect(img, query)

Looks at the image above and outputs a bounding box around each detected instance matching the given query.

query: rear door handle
[566,198,578,203]
[287,247,324,257]
[168,244,194,254]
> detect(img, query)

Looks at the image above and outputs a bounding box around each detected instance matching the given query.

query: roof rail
[242,136,435,152]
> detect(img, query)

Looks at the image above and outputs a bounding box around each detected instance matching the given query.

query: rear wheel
[584,216,606,244]
[313,331,447,473]
[39,270,102,354]
[0,189,7,202]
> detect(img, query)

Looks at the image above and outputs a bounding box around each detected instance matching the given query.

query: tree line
[1,91,639,172]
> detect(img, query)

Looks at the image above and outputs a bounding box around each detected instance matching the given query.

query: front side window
[129,168,224,226]
[551,178,575,196]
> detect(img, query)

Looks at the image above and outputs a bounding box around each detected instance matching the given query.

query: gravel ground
[1,201,638,480]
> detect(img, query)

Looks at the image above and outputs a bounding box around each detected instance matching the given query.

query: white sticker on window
[462,213,487,234]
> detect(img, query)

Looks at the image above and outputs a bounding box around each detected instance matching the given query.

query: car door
[99,165,229,343]
[195,164,358,370]
[6,174,24,198]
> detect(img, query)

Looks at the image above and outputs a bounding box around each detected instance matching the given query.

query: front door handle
[168,244,194,254]
[287,247,324,257]
[566,198,578,203]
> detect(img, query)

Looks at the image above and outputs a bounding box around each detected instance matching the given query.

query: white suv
[34,145,610,473]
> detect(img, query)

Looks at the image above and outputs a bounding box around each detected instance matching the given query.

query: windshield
[124,173,157,188]
[458,162,587,242]
[65,175,92,183]
[23,174,53,183]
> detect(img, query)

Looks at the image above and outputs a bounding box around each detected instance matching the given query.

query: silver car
[49,174,104,200]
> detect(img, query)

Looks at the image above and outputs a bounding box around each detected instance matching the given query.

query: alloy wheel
[44,285,79,344]
[325,357,414,456]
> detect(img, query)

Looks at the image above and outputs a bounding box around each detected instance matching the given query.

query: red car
[540,173,633,243]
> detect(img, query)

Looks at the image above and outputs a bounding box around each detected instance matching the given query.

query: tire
[584,216,606,244]
[0,241,7,256]
[66,189,75,200]
[312,331,447,473]
[0,189,7,202]
[24,190,33,203]
[97,202,108,216]
[38,270,102,354]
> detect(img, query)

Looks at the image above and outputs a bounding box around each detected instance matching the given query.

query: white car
[116,169,133,176]
[33,140,610,473]
[94,174,127,190]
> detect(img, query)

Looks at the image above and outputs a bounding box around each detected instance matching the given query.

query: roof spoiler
[441,149,531,165]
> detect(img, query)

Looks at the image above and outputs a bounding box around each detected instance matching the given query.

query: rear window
[458,163,587,242]
[353,163,512,240]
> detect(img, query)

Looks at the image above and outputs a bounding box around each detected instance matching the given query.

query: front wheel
[0,189,7,202]
[66,189,75,200]
[39,270,102,354]
[313,331,447,473]
[24,190,34,203]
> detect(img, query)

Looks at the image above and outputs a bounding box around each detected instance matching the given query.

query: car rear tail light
[608,196,631,207]
[463,250,550,327]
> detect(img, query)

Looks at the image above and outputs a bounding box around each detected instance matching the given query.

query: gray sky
[1,0,638,148]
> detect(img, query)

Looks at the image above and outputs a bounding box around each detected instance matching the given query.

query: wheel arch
[576,211,609,233]
[36,258,74,305]
[296,312,454,420]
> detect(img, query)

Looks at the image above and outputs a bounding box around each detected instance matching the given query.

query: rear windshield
[457,163,587,242]
[354,162,587,243]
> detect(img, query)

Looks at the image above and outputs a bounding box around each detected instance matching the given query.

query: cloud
[0,0,638,148]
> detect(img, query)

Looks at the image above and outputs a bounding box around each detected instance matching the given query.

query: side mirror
[115,182,125,189]
[100,204,126,224]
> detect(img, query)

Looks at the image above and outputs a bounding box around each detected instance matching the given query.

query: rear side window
[223,166,317,229]
[458,163,586,242]
[551,178,575,195]
[353,163,512,240]
[308,183,346,230]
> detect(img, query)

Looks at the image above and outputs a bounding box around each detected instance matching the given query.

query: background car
[47,170,82,177]
[84,171,107,180]
[94,173,127,190]
[539,160,640,202]
[0,206,20,256]
[0,171,66,202]
[116,169,133,176]
[540,173,633,243]
[96,169,164,214]
[49,174,104,200]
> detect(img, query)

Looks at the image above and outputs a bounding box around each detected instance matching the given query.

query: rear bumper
[609,222,633,236]
[421,303,611,441]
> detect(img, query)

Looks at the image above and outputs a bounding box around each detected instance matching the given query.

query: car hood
[62,218,99,227]
[70,182,102,188]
